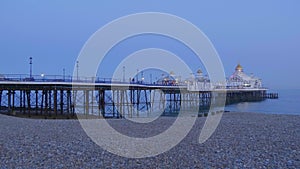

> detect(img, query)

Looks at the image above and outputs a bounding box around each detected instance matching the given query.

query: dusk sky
[0,0,299,89]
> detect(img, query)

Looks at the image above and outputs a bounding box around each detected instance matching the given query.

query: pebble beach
[0,112,299,168]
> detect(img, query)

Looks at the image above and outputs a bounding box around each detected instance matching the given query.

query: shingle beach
[1,112,299,168]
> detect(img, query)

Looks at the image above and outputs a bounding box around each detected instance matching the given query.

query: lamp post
[29,57,33,79]
[76,61,79,80]
[123,66,125,82]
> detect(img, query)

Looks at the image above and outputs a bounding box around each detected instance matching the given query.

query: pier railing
[0,74,164,86]
[0,73,270,90]
[0,74,118,83]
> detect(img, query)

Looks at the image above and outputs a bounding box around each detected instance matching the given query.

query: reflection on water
[73,89,300,117]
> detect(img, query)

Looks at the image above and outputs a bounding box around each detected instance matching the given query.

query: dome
[169,71,175,76]
[235,64,243,72]
[197,69,203,74]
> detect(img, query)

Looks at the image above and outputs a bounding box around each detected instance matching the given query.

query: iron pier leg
[26,90,31,117]
[145,90,149,112]
[40,90,44,115]
[112,90,115,117]
[7,90,11,112]
[23,90,26,114]
[35,90,38,115]
[12,90,15,112]
[85,90,89,116]
[100,90,105,117]
[54,89,57,117]
[48,90,52,116]
[45,90,48,116]
[60,90,63,114]
[67,90,71,114]
[0,90,2,111]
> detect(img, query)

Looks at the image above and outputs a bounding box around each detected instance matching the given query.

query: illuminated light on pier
[187,64,263,91]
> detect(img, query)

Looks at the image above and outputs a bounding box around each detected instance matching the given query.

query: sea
[225,89,300,115]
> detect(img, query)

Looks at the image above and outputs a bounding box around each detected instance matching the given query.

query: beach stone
[0,112,299,168]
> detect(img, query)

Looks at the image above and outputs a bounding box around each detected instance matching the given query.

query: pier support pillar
[7,90,11,112]
[67,90,71,114]
[112,90,115,117]
[35,90,38,115]
[54,89,58,116]
[12,90,15,112]
[84,90,89,115]
[40,90,44,115]
[26,90,31,115]
[45,90,48,116]
[100,90,105,117]
[0,90,2,111]
[60,90,64,115]
[48,90,52,114]
[22,90,26,114]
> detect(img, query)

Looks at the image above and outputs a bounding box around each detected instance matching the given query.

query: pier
[0,64,278,118]
[0,76,277,119]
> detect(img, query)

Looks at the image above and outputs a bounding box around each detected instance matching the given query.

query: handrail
[0,73,186,86]
[0,73,267,89]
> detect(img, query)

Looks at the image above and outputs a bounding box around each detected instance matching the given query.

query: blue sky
[0,0,299,89]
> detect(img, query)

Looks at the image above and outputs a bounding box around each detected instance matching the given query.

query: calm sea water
[225,89,300,115]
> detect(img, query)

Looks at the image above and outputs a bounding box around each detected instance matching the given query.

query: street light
[76,61,79,80]
[29,57,33,78]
